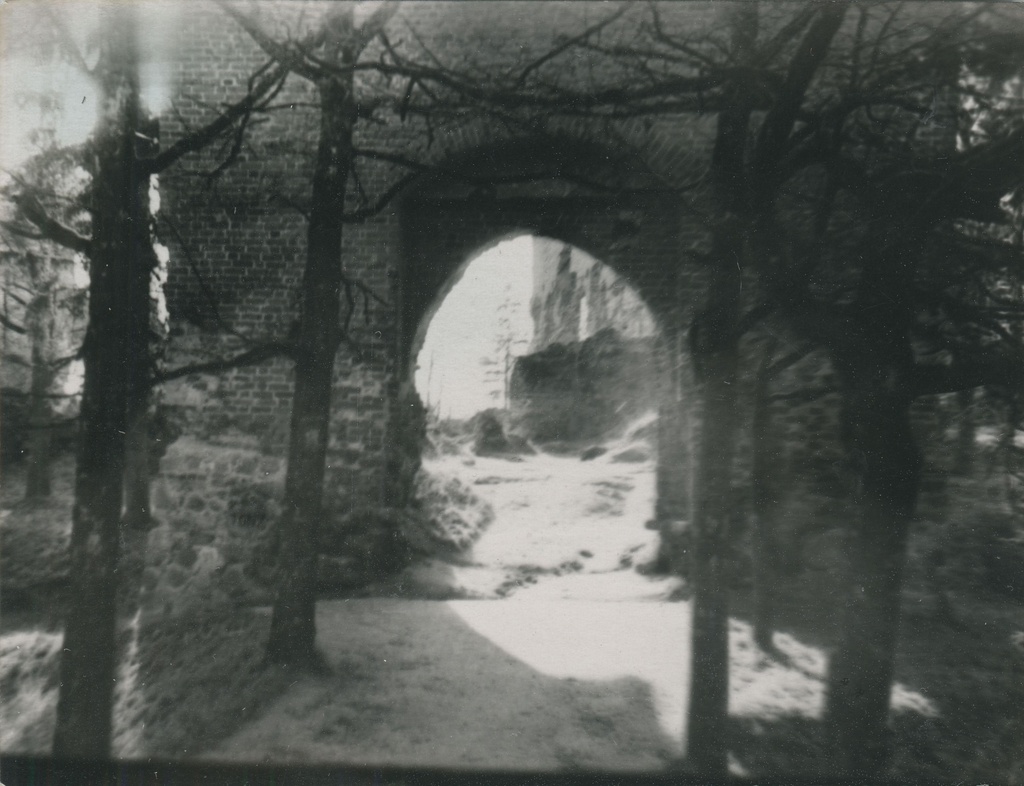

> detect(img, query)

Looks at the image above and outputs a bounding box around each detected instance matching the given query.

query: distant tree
[0,248,87,498]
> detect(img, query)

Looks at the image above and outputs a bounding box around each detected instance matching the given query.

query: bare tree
[513,1,1023,772]
[210,0,405,667]
[744,9,1024,771]
[3,3,297,754]
[666,5,849,771]
[216,0,640,666]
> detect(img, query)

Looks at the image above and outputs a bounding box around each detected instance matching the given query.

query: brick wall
[153,1,959,554]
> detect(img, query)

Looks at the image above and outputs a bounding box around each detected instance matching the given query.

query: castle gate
[158,2,716,522]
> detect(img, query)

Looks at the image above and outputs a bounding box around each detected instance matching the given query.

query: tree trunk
[824,345,921,775]
[122,408,152,529]
[26,295,53,499]
[265,45,353,667]
[653,326,692,576]
[953,387,974,476]
[751,339,779,652]
[685,245,743,774]
[684,8,755,768]
[53,11,154,758]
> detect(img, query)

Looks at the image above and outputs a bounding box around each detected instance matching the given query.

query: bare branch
[765,346,813,381]
[11,193,92,254]
[0,221,47,243]
[342,272,391,310]
[355,0,401,51]
[359,31,726,114]
[757,5,819,66]
[44,7,97,80]
[158,212,255,341]
[736,302,776,335]
[155,342,294,384]
[49,352,83,371]
[766,385,837,404]
[911,353,1024,396]
[352,145,678,196]
[647,4,720,69]
[752,3,850,185]
[0,313,27,335]
[513,4,631,89]
[342,171,420,224]
[203,78,288,184]
[217,1,321,80]
[1,286,30,306]
[148,61,290,175]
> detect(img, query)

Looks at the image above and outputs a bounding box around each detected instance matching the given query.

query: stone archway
[389,133,696,573]
[404,229,677,597]
[395,137,697,561]
[411,232,664,439]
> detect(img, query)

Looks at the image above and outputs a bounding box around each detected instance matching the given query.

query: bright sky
[0,1,178,172]
[416,235,535,420]
[0,58,96,170]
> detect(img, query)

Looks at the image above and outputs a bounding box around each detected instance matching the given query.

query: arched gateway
[398,137,697,529]
[158,2,712,552]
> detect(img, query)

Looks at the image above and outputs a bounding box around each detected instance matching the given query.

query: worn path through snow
[204,440,696,770]
[203,599,690,770]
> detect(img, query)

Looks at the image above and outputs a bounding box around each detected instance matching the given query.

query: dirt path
[395,443,684,601]
[202,599,689,770]
[205,443,697,770]
[203,440,939,772]
[0,442,1008,777]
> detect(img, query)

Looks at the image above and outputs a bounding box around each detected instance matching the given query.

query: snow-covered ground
[2,426,941,769]
[430,446,682,600]
[400,415,684,602]
[205,429,701,768]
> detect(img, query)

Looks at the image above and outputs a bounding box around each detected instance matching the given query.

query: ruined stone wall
[141,436,284,617]
[530,242,582,352]
[509,330,661,443]
[529,239,657,353]
[158,2,401,507]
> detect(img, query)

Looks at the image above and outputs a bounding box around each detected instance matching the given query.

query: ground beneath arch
[202,599,689,771]
[205,440,692,770]
[4,437,1015,778]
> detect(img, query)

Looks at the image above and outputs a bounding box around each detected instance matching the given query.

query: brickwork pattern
[153,1,960,567]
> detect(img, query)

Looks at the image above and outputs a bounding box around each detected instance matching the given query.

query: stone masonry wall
[141,436,285,618]
[529,239,657,353]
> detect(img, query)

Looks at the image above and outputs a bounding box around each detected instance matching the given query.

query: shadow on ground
[201,599,680,772]
[0,605,294,759]
[726,573,1024,782]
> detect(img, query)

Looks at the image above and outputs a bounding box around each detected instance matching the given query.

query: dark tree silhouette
[43,10,158,754]
[519,0,1024,772]
[217,0,638,667]
[4,4,296,755]
[214,0,413,668]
